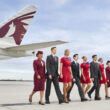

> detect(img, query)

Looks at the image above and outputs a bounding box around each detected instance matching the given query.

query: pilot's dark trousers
[45,76,63,102]
[67,78,84,100]
[88,78,99,98]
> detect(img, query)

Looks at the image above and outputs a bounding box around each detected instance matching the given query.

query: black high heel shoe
[64,97,69,103]
[105,96,110,100]
[29,96,32,104]
[64,101,69,103]
[39,101,45,105]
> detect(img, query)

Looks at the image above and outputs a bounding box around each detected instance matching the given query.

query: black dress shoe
[39,101,45,105]
[67,98,71,102]
[59,100,64,104]
[45,100,50,104]
[105,96,110,100]
[81,98,88,102]
[95,97,101,100]
[87,92,91,99]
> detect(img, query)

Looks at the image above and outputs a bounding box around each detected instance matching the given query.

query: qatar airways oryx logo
[0,11,36,45]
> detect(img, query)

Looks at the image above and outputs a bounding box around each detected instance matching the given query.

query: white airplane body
[0,5,67,60]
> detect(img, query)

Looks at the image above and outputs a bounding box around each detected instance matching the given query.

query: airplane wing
[0,40,68,60]
[5,40,68,51]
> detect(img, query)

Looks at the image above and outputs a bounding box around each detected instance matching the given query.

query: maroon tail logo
[0,11,36,45]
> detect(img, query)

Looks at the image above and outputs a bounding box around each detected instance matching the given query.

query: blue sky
[0,0,110,80]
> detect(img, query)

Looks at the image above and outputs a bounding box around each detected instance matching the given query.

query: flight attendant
[67,54,87,102]
[45,47,64,104]
[59,49,73,103]
[29,51,46,105]
[98,58,110,99]
[87,55,101,100]
[106,61,110,88]
[81,56,91,97]
[105,60,110,99]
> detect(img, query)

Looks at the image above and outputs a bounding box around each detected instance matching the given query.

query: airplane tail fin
[0,5,37,45]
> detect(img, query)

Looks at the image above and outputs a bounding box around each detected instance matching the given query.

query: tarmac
[0,81,110,110]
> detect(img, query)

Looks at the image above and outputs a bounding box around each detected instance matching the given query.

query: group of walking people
[29,47,110,105]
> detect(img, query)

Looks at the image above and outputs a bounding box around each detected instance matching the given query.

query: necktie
[76,62,78,66]
[54,56,56,62]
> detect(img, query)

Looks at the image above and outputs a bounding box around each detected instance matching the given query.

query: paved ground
[0,81,110,110]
